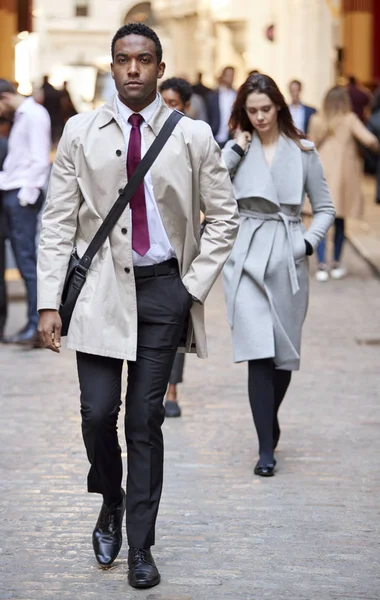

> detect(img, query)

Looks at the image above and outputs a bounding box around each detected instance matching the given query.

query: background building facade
[0,0,380,107]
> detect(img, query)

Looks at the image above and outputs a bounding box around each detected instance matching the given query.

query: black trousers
[248,358,292,463]
[76,261,192,549]
[0,222,6,335]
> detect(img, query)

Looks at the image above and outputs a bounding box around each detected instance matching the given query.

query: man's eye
[141,58,149,64]
[118,57,126,64]
[263,107,271,112]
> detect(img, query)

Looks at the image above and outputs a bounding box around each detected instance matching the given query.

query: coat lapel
[270,135,303,206]
[240,133,280,208]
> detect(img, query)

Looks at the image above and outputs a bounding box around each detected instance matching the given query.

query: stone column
[342,0,374,84]
[0,0,17,80]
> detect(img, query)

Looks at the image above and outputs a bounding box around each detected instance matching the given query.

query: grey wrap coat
[222,134,335,369]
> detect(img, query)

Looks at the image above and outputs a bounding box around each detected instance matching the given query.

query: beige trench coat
[308,111,378,219]
[37,95,239,360]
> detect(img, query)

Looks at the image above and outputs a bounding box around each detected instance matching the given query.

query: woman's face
[245,92,279,134]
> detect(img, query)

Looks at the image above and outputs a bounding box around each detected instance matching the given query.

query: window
[75,2,89,17]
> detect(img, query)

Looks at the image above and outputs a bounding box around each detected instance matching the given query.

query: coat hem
[65,341,137,361]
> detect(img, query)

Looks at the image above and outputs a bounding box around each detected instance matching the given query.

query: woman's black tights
[248,358,292,465]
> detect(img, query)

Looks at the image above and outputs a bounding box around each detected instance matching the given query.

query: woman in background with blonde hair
[309,86,379,281]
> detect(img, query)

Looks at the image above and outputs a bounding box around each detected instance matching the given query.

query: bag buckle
[76,264,88,278]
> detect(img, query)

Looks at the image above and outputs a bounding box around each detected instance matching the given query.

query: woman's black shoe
[128,548,161,589]
[254,459,276,477]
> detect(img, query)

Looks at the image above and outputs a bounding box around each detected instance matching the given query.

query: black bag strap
[78,110,184,271]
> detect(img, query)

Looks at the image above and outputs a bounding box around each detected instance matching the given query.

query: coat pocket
[292,226,306,262]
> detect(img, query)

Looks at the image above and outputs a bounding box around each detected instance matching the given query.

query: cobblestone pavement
[1,245,380,600]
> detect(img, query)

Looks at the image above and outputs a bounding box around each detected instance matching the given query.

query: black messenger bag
[59,110,183,336]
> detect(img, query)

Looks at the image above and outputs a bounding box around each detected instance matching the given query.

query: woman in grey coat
[222,74,335,477]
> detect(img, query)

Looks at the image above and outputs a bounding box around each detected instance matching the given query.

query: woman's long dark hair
[229,73,309,149]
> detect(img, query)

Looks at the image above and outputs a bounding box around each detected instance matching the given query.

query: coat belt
[239,210,301,296]
[226,210,301,327]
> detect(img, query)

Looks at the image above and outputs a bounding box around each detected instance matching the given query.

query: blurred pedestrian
[40,75,64,144]
[288,79,316,134]
[366,89,380,204]
[347,75,372,123]
[60,81,77,124]
[160,77,193,418]
[192,72,211,100]
[0,79,51,345]
[0,135,7,341]
[222,74,335,477]
[207,66,237,147]
[309,86,379,281]
[160,77,192,113]
[37,23,238,589]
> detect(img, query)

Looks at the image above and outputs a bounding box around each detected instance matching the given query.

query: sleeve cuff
[305,239,314,256]
[231,143,245,157]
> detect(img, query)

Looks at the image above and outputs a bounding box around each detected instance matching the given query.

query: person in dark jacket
[206,66,237,147]
[367,88,380,203]
[288,80,316,133]
[0,135,8,340]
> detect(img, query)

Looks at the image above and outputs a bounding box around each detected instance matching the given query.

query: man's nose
[128,59,140,76]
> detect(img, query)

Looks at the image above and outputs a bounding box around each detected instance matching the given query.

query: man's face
[289,82,301,104]
[111,34,165,110]
[221,68,235,88]
[161,88,189,113]
[0,93,15,119]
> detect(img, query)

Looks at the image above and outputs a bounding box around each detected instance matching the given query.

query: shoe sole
[128,574,161,589]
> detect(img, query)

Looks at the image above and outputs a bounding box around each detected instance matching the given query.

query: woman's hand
[235,130,252,152]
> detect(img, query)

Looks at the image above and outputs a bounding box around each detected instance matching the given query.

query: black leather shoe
[128,548,161,589]
[92,489,126,567]
[165,400,181,418]
[254,459,277,477]
[4,324,39,346]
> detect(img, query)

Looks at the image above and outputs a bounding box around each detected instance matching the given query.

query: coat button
[118,188,124,195]
[124,267,130,274]
[116,149,122,156]
[121,227,127,235]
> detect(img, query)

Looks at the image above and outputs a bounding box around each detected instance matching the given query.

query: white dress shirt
[0,97,51,205]
[116,94,175,267]
[216,87,237,144]
[289,103,306,133]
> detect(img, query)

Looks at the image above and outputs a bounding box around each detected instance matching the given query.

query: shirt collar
[116,93,160,125]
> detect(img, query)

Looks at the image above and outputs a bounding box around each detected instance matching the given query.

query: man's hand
[38,309,62,353]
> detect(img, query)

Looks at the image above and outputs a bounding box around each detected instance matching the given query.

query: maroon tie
[127,113,150,256]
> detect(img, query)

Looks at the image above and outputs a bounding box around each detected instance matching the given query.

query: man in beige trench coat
[37,23,238,589]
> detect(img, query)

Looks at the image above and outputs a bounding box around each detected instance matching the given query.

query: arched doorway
[123,2,157,27]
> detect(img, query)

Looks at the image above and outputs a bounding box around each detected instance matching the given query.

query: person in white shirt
[207,66,237,147]
[288,79,316,134]
[0,80,51,345]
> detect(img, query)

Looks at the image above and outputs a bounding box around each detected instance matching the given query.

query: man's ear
[157,62,166,80]
[110,63,115,79]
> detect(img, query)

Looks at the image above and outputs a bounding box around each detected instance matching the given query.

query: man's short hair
[159,78,192,104]
[111,23,163,63]
[289,79,302,90]
[0,79,16,97]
